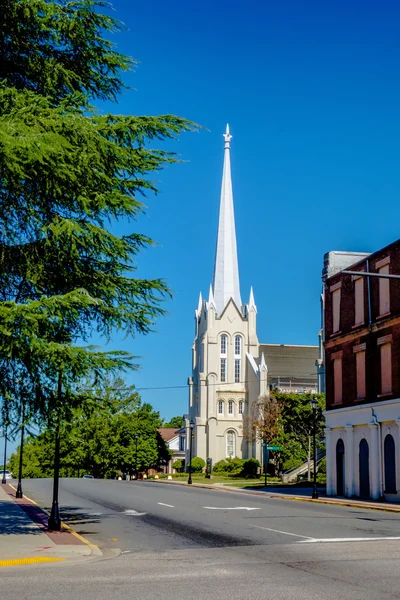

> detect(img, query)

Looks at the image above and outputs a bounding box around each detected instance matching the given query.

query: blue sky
[94,0,400,422]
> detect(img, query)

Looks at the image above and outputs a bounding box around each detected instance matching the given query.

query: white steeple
[212,124,242,315]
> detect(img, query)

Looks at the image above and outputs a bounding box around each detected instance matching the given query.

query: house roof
[258,344,318,381]
[158,428,179,442]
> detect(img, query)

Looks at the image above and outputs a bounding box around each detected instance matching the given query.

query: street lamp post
[16,400,25,499]
[1,427,7,485]
[134,434,139,479]
[188,419,194,485]
[310,398,319,499]
[48,372,62,531]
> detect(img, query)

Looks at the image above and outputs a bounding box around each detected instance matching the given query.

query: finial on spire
[223,123,232,149]
[260,353,268,372]
[207,284,216,309]
[196,292,203,317]
[248,286,257,313]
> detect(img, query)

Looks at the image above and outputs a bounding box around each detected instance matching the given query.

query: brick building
[324,239,400,500]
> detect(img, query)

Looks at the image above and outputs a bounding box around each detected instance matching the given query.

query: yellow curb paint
[8,485,101,554]
[7,485,39,506]
[0,557,65,567]
[60,521,100,551]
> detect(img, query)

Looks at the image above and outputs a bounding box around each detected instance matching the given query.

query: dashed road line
[158,502,175,508]
[249,525,314,540]
[298,536,400,544]
[204,506,260,511]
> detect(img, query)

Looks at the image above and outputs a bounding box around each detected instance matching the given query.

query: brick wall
[324,239,400,411]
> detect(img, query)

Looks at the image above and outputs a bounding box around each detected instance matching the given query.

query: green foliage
[241,458,260,478]
[163,416,184,429]
[187,457,205,473]
[317,457,326,475]
[212,458,244,474]
[173,459,185,472]
[8,377,170,478]
[212,460,229,473]
[0,0,197,435]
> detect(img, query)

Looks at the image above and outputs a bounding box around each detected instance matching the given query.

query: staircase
[281,449,326,484]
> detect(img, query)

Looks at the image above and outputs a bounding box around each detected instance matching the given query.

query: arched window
[234,336,241,383]
[220,335,227,355]
[220,335,227,382]
[234,336,241,356]
[226,431,236,458]
[238,400,244,415]
[218,400,224,416]
[228,400,234,415]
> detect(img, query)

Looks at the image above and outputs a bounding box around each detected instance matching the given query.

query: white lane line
[158,502,175,508]
[123,509,146,516]
[250,525,314,540]
[298,536,400,544]
[204,506,260,511]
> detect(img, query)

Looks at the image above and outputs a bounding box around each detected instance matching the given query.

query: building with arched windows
[186,126,318,466]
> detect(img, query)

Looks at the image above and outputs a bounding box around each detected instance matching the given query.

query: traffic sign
[267,446,280,451]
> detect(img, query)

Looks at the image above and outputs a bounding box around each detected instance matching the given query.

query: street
[3,478,400,599]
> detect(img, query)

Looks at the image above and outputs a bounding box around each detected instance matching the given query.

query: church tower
[187,126,266,466]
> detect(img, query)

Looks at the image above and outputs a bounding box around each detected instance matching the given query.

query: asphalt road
[5,478,400,599]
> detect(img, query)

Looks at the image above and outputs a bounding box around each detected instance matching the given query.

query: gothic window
[220,358,226,382]
[238,400,244,415]
[234,358,241,383]
[218,400,224,415]
[220,335,227,356]
[234,336,241,356]
[228,400,234,415]
[226,431,236,458]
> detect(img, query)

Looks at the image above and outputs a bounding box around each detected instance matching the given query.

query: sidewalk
[0,484,100,567]
[148,478,400,513]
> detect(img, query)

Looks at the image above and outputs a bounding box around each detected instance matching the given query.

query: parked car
[0,470,12,480]
[82,474,94,479]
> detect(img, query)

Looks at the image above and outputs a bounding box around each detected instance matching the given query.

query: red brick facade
[325,239,400,411]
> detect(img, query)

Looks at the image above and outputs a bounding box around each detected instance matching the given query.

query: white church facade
[186,126,318,466]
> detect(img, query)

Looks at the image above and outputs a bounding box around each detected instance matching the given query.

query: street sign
[267,446,280,451]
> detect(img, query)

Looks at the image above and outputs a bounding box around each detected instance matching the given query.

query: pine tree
[0,0,197,421]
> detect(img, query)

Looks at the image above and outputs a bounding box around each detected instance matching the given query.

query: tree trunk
[307,435,311,482]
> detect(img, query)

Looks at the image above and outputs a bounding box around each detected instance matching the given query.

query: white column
[325,428,333,496]
[345,425,354,497]
[369,423,381,500]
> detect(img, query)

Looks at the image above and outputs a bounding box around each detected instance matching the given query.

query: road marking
[298,536,400,544]
[123,509,146,516]
[158,502,175,508]
[204,506,260,511]
[249,525,314,540]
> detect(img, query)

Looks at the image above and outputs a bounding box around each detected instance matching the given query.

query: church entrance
[336,439,345,496]
[359,439,370,499]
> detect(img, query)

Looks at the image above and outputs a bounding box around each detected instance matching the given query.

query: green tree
[163,416,184,429]
[0,0,197,428]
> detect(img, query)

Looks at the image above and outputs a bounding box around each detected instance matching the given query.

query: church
[185,126,318,467]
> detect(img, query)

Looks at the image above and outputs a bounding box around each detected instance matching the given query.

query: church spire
[212,124,242,314]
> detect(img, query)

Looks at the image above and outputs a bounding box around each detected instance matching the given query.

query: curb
[7,484,102,557]
[147,479,400,513]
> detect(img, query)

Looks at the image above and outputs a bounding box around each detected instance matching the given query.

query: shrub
[173,459,185,473]
[187,457,205,473]
[240,458,260,478]
[213,460,230,473]
[317,457,326,474]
